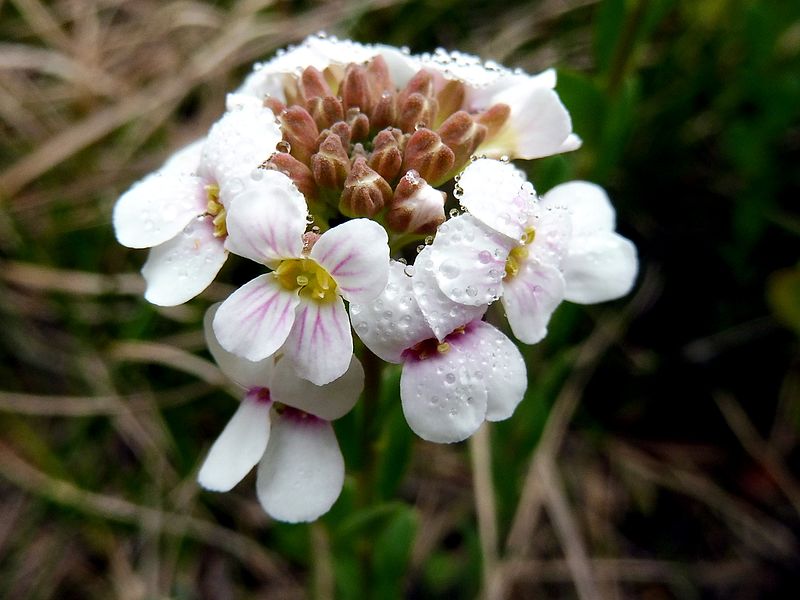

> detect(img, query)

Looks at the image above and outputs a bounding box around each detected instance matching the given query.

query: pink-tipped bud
[279,106,320,164]
[348,110,370,142]
[264,96,286,115]
[386,170,446,234]
[311,133,350,190]
[401,128,455,186]
[369,128,404,182]
[438,111,487,168]
[266,152,318,201]
[330,121,352,149]
[308,95,344,131]
[435,79,466,125]
[398,69,434,105]
[341,64,372,115]
[366,55,394,99]
[302,231,321,253]
[299,66,333,102]
[370,91,397,132]
[339,156,393,218]
[398,92,438,134]
[476,103,511,140]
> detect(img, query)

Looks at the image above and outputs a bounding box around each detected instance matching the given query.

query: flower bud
[308,95,345,131]
[476,103,511,140]
[341,64,372,115]
[339,156,393,218]
[435,79,466,126]
[266,152,317,201]
[402,128,455,186]
[299,66,333,102]
[330,121,352,149]
[369,128,403,182]
[279,106,319,164]
[386,170,445,234]
[347,109,370,142]
[438,111,487,169]
[263,96,286,116]
[366,55,394,100]
[398,92,438,134]
[311,133,350,190]
[370,91,397,132]
[398,69,434,105]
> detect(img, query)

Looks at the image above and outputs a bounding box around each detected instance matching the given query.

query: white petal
[430,215,515,306]
[480,86,574,160]
[457,159,535,241]
[541,181,616,236]
[213,274,300,361]
[400,340,488,444]
[271,355,363,421]
[563,232,638,304]
[502,260,565,345]
[413,247,486,341]
[141,217,227,306]
[256,413,344,523]
[224,171,307,265]
[161,139,204,174]
[113,172,206,249]
[527,202,572,268]
[203,304,274,389]
[557,133,582,153]
[349,260,434,363]
[198,393,271,492]
[310,219,389,303]
[201,103,282,196]
[282,296,353,386]
[464,322,527,421]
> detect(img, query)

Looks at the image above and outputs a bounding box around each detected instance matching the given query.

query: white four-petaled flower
[113,102,282,305]
[212,169,390,385]
[199,305,363,523]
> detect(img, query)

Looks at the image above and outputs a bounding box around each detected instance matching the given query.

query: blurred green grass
[0,0,799,598]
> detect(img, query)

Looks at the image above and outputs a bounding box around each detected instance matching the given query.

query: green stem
[356,346,384,598]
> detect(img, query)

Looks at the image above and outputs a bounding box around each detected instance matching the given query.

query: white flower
[112,102,282,306]
[351,261,526,443]
[211,169,390,385]
[235,34,578,163]
[198,305,363,523]
[429,159,638,344]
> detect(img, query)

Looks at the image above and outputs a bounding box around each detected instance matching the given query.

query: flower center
[261,56,511,226]
[205,184,227,238]
[504,227,536,280]
[274,257,338,302]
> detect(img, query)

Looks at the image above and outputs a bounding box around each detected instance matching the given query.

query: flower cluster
[113,34,637,522]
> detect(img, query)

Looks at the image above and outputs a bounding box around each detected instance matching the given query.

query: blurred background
[0,0,798,598]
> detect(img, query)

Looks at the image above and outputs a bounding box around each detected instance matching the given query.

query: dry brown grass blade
[500,557,761,587]
[0,439,298,587]
[469,423,501,599]
[609,439,796,558]
[109,340,226,387]
[714,391,800,518]
[1,259,145,295]
[506,267,662,556]
[536,457,600,600]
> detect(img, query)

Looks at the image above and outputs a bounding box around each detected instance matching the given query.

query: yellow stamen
[274,258,338,303]
[504,227,536,280]
[205,184,227,238]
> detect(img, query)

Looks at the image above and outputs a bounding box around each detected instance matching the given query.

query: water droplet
[444,373,456,384]
[449,208,460,218]
[440,262,460,279]
[355,322,368,334]
[276,140,291,153]
[425,235,434,245]
[416,244,425,254]
[397,257,407,265]
[414,122,427,131]
[311,225,320,234]
[478,250,492,264]
[466,285,478,297]
[250,168,264,181]
[404,264,416,277]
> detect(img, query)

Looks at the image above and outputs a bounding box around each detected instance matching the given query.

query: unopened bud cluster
[262,55,509,232]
